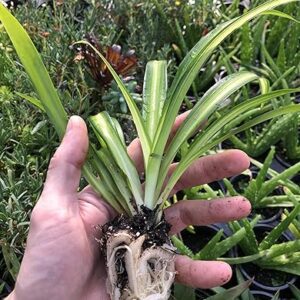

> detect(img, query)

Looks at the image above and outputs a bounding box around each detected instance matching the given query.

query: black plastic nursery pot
[181,224,239,292]
[181,224,224,253]
[250,290,278,299]
[229,172,283,224]
[275,151,300,184]
[238,224,297,297]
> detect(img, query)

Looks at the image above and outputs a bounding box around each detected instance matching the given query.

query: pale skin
[7,116,251,300]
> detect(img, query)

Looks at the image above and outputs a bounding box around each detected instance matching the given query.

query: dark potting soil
[249,206,282,222]
[180,225,222,253]
[275,141,300,169]
[100,205,171,252]
[231,173,252,194]
[99,206,172,291]
[242,263,294,288]
[119,117,137,145]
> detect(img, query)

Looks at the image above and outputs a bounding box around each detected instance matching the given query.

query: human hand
[7,115,251,300]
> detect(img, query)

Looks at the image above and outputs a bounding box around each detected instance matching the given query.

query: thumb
[43,116,89,196]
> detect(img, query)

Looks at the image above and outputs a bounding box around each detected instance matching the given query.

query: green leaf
[206,279,252,300]
[219,252,265,264]
[289,284,300,299]
[241,22,253,65]
[159,71,259,199]
[255,147,275,189]
[260,251,300,266]
[213,217,260,258]
[1,243,20,281]
[223,178,239,196]
[259,161,300,198]
[161,90,300,202]
[16,92,45,112]
[0,282,5,294]
[0,4,67,138]
[196,229,224,260]
[266,263,300,276]
[236,268,253,300]
[276,39,287,74]
[111,117,126,147]
[0,3,118,211]
[94,148,133,214]
[174,283,196,300]
[271,291,280,300]
[89,112,144,210]
[161,0,298,147]
[259,204,300,250]
[263,239,300,260]
[142,61,167,142]
[171,236,194,258]
[240,218,259,254]
[146,0,299,209]
[260,9,300,23]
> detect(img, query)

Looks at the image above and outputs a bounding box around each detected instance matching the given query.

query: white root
[106,231,176,300]
[106,231,134,299]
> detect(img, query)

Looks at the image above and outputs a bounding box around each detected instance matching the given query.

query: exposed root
[106,232,176,300]
[100,206,176,299]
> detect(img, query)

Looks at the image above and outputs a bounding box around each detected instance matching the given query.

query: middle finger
[164,197,251,235]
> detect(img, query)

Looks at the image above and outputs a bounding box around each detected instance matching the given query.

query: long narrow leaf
[142,61,167,142]
[90,112,144,210]
[160,93,300,202]
[289,284,300,299]
[0,4,117,209]
[146,0,299,210]
[206,280,252,300]
[76,41,151,165]
[16,92,45,112]
[159,72,259,197]
[259,204,300,251]
[265,263,300,276]
[260,9,300,23]
[255,147,275,189]
[0,4,67,138]
[195,229,224,260]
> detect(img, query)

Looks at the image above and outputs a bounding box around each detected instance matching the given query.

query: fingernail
[66,116,80,133]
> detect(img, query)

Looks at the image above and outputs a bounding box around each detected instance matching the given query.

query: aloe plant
[1,1,300,299]
[222,5,300,159]
[174,279,252,300]
[224,147,300,210]
[220,205,300,276]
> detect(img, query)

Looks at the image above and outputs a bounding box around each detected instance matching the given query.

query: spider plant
[1,1,300,299]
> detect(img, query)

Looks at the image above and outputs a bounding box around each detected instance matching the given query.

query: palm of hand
[14,187,112,300]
